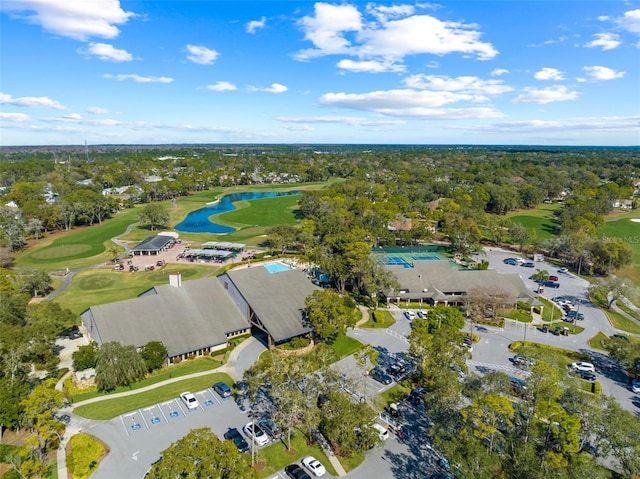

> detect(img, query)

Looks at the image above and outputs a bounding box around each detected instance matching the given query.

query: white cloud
[404,74,513,96]
[246,16,266,33]
[616,9,640,34]
[62,113,83,121]
[534,67,565,81]
[365,4,415,22]
[1,0,135,41]
[275,115,405,126]
[337,59,405,73]
[512,85,579,104]
[205,81,237,92]
[249,83,288,93]
[296,3,498,63]
[584,33,621,50]
[0,92,66,109]
[318,89,505,119]
[0,112,32,122]
[583,66,625,81]
[185,45,219,65]
[86,106,110,114]
[296,3,363,60]
[490,116,640,132]
[103,74,173,83]
[490,68,509,76]
[82,42,132,61]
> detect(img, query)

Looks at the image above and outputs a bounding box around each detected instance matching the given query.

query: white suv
[180,391,200,410]
[570,362,595,373]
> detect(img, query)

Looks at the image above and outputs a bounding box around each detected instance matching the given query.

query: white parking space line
[158,404,169,423]
[139,409,150,430]
[119,414,130,437]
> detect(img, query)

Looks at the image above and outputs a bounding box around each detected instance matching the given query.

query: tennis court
[411,254,442,261]
[377,256,413,268]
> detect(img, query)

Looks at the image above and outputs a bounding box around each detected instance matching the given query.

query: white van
[371,423,389,441]
[570,362,595,373]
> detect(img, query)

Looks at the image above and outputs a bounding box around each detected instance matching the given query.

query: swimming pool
[263,262,291,274]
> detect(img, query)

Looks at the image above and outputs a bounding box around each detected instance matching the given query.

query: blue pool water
[175,190,301,233]
[264,262,291,274]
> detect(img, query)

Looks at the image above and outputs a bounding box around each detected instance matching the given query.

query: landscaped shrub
[66,433,107,479]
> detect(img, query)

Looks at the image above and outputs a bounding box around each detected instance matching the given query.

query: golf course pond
[175,190,301,233]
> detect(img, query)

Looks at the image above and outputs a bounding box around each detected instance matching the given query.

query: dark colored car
[259,419,282,440]
[612,334,629,341]
[521,262,535,268]
[369,366,393,385]
[577,370,596,381]
[503,258,517,265]
[566,311,584,320]
[542,280,560,288]
[407,387,428,406]
[224,427,249,453]
[388,362,407,377]
[285,464,312,479]
[213,381,232,398]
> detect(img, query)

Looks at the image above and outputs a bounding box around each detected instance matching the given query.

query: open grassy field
[54,264,215,315]
[600,211,640,285]
[506,203,561,241]
[215,194,301,229]
[14,207,140,271]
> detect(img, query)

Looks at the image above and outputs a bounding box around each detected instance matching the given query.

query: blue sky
[1,1,639,146]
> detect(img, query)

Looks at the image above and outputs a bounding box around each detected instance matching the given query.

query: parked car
[542,280,560,288]
[224,427,249,453]
[510,355,535,367]
[631,379,640,394]
[243,422,269,446]
[407,387,428,406]
[285,464,312,479]
[301,456,326,477]
[404,310,416,320]
[612,334,629,341]
[566,311,584,320]
[388,361,407,377]
[371,422,389,440]
[179,392,200,410]
[558,267,569,273]
[570,362,595,373]
[503,258,517,265]
[576,370,597,381]
[259,419,282,440]
[213,381,232,398]
[548,275,559,281]
[521,261,535,268]
[370,366,393,385]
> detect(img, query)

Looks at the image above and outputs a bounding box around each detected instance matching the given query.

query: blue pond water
[175,190,301,233]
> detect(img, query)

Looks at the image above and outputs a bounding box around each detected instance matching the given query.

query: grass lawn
[68,356,224,403]
[73,371,234,420]
[510,342,590,370]
[215,194,301,229]
[588,332,609,351]
[361,310,396,329]
[600,212,640,286]
[373,383,411,411]
[14,207,140,271]
[506,203,561,241]
[54,264,215,315]
[498,309,532,323]
[616,301,640,321]
[536,297,563,321]
[257,432,337,478]
[604,309,640,335]
[329,336,364,359]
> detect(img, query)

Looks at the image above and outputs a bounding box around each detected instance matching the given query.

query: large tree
[95,342,147,392]
[140,341,168,373]
[139,203,170,231]
[146,428,254,479]
[305,289,359,343]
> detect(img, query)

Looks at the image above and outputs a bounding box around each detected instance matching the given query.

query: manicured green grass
[257,431,337,478]
[600,214,640,286]
[361,310,396,329]
[14,207,140,271]
[506,203,561,241]
[588,332,609,351]
[54,264,215,315]
[604,309,640,335]
[68,356,223,403]
[330,336,364,359]
[510,342,590,370]
[498,309,532,323]
[536,297,563,321]
[547,321,585,335]
[73,371,234,420]
[373,383,411,411]
[616,301,640,321]
[215,195,301,229]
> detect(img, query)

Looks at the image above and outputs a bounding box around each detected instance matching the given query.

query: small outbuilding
[132,234,176,256]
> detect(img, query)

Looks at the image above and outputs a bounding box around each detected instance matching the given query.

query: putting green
[78,275,117,291]
[32,244,93,260]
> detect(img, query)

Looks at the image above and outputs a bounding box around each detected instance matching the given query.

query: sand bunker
[631,218,640,223]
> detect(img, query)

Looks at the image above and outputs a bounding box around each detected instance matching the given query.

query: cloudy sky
[1,1,639,146]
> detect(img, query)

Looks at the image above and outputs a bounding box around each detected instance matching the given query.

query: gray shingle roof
[223,266,319,342]
[385,260,541,305]
[81,277,248,357]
